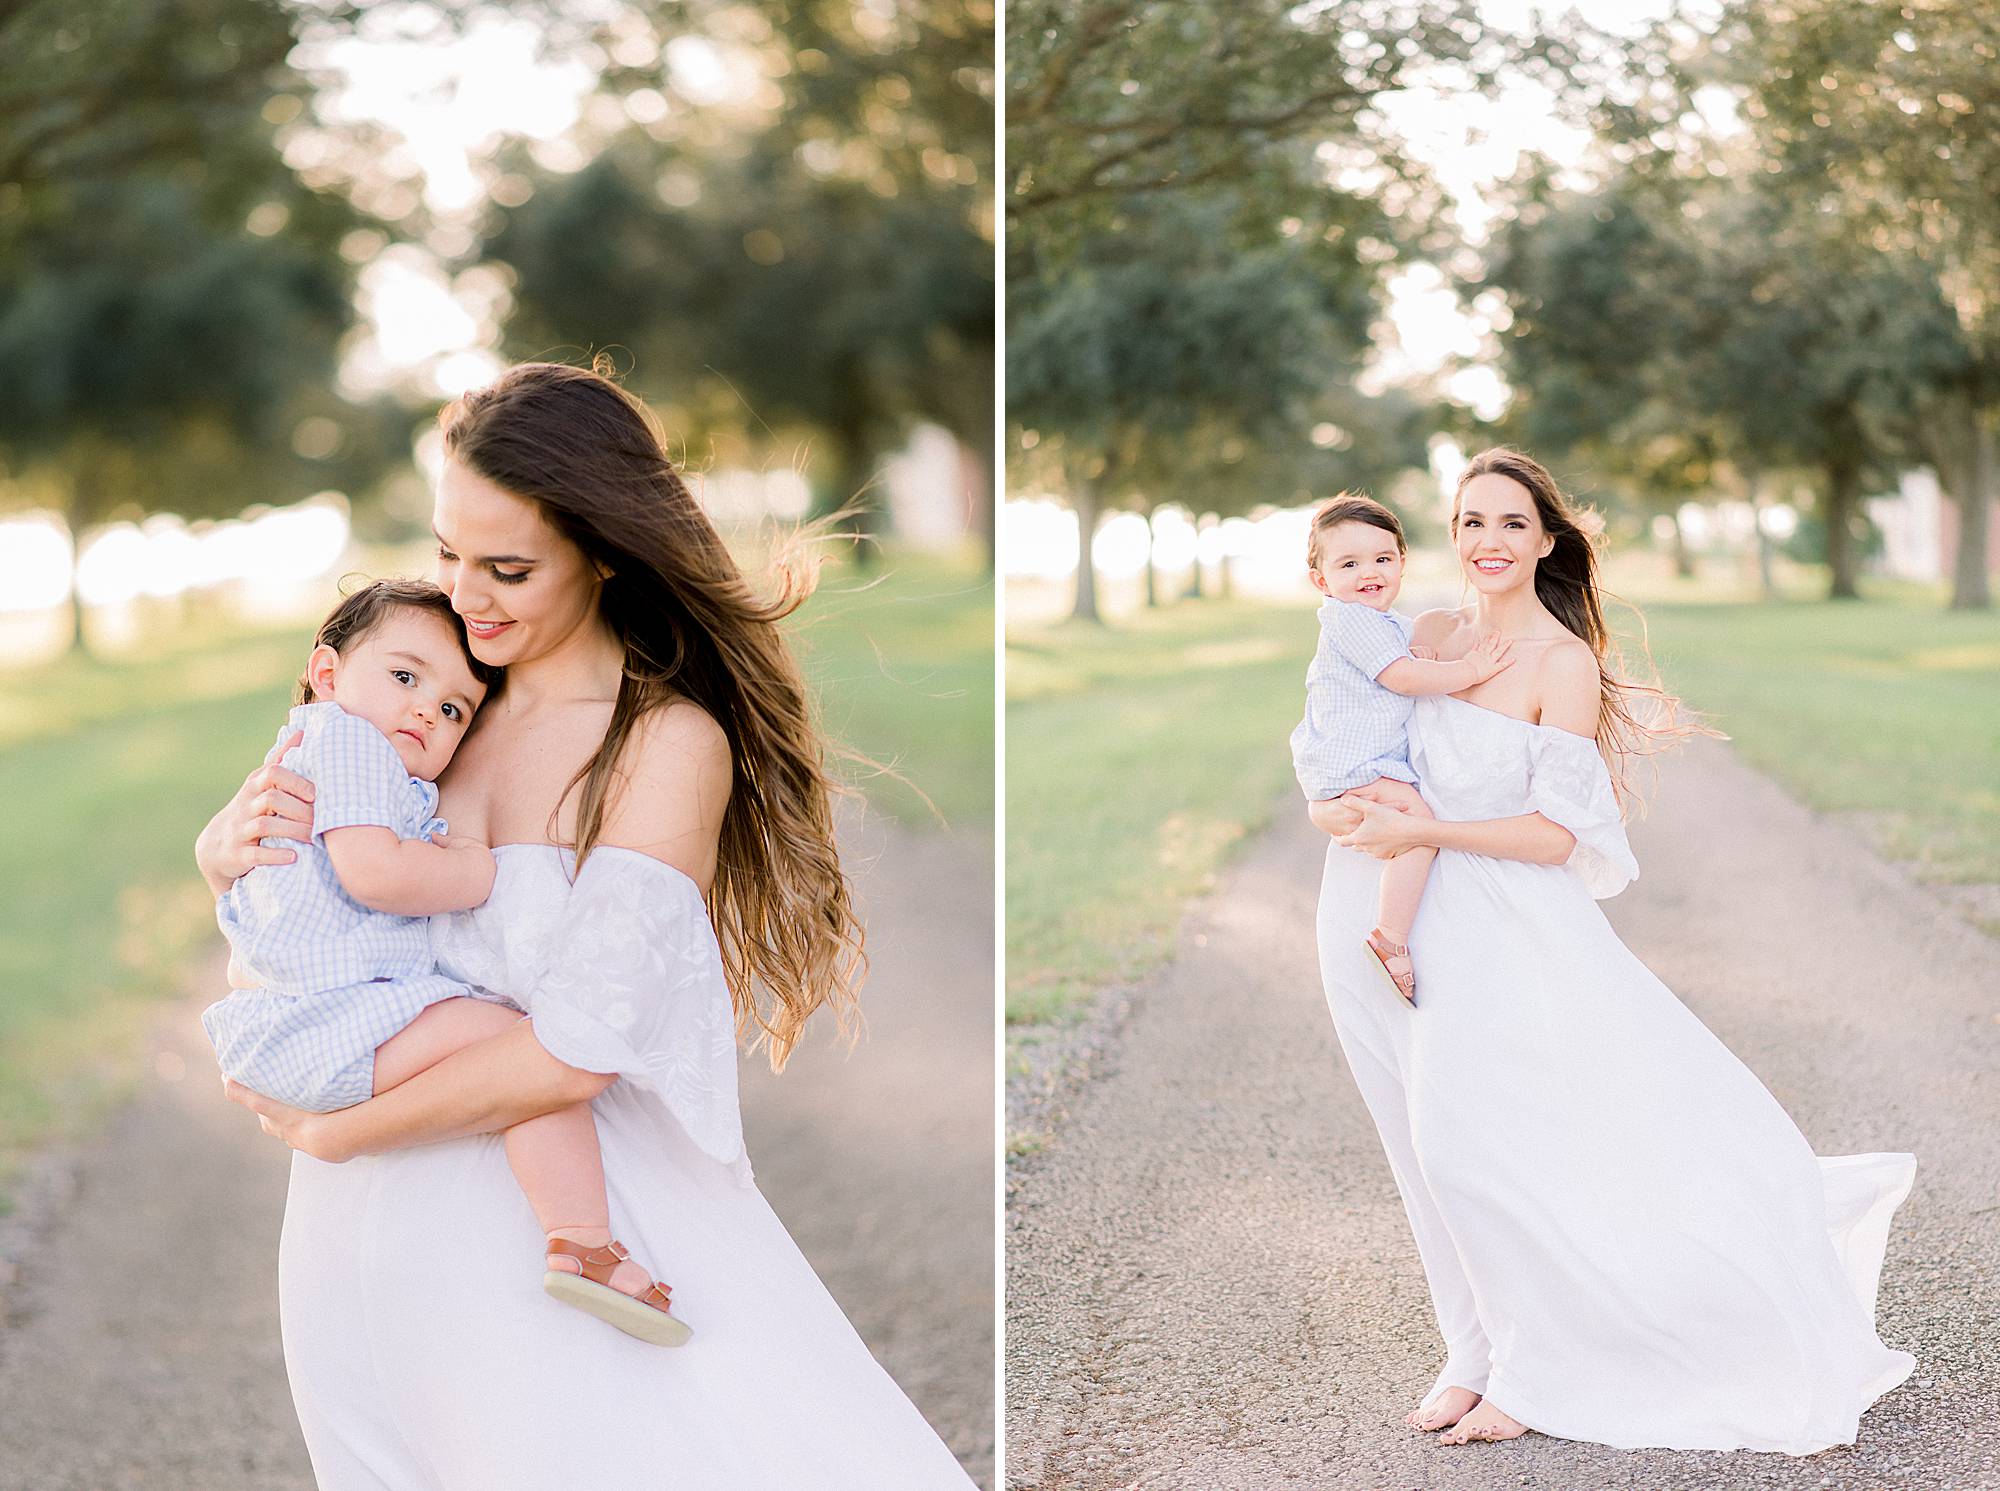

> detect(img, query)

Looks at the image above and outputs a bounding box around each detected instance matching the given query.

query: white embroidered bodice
[1409,693,1640,898]
[430,843,748,1179]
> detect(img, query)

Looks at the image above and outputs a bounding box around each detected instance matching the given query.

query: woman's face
[432,457,606,669]
[1453,472,1554,597]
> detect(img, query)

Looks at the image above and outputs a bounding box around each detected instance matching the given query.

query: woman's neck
[1471,579,1553,638]
[500,616,625,712]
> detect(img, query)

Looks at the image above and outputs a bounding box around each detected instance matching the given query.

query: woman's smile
[462,618,515,640]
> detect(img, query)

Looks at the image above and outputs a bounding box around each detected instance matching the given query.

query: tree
[1008,189,1376,620]
[1481,163,1965,599]
[1006,0,1496,226]
[0,0,394,650]
[1592,0,1999,608]
[523,0,996,564]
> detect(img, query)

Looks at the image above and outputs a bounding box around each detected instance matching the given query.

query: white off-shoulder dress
[277,843,976,1489]
[1314,694,1914,1455]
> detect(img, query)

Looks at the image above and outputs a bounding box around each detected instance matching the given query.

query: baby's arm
[1376,631,1513,697]
[322,827,497,916]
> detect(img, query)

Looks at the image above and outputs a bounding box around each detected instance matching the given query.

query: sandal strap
[546,1236,675,1312]
[546,1236,631,1288]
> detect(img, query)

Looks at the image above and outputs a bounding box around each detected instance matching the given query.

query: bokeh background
[0,0,995,1483]
[1002,0,1998,1093]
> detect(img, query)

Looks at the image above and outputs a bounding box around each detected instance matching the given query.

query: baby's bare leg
[1341,778,1438,946]
[373,1001,652,1296]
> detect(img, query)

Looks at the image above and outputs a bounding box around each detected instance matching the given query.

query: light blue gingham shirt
[1289,599,1421,800]
[203,702,465,1110]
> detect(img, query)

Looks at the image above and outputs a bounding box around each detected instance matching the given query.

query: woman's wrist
[194,814,233,898]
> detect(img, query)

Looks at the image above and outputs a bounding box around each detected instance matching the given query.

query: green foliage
[493,0,994,534]
[0,0,380,528]
[1006,0,1491,231]
[1481,160,1968,594]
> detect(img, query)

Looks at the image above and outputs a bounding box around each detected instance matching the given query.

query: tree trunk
[1822,456,1862,600]
[1915,390,1992,611]
[1947,418,1993,611]
[1142,506,1159,609]
[1071,473,1102,624]
[820,420,880,569]
[1668,508,1696,580]
[962,439,994,577]
[1743,463,1777,600]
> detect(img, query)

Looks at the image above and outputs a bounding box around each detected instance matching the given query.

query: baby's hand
[1409,644,1439,661]
[1465,631,1514,682]
[434,832,489,853]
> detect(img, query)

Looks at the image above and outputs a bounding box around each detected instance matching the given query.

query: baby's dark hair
[295,577,504,707]
[1307,493,1407,569]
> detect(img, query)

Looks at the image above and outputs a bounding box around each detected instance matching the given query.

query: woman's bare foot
[1405,1386,1480,1432]
[1438,1399,1527,1445]
[546,1226,654,1297]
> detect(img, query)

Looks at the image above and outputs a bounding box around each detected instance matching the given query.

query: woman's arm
[194,730,313,897]
[227,1020,610,1162]
[1334,797,1577,865]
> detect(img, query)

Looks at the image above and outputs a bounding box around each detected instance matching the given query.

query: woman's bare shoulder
[598,699,732,888]
[1531,635,1601,734]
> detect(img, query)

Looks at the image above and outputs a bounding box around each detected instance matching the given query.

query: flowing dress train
[1314,694,1913,1455]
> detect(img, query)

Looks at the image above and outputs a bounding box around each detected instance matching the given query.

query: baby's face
[1310,521,1406,611]
[316,609,487,780]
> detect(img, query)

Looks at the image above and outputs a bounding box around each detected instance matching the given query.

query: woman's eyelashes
[436,546,529,584]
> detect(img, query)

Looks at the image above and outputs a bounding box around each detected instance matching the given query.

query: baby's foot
[1438,1399,1527,1445]
[1405,1386,1480,1432]
[1365,927,1417,1003]
[546,1227,654,1298]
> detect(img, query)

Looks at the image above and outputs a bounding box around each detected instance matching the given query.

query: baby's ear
[305,642,341,701]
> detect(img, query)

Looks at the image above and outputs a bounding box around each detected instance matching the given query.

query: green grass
[0,549,992,1195]
[1638,587,2000,885]
[1005,598,1313,1027]
[793,549,994,834]
[0,627,304,1188]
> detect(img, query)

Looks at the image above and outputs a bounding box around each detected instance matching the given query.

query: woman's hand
[223,1078,356,1164]
[195,730,313,897]
[1333,795,1424,860]
[1308,796,1364,837]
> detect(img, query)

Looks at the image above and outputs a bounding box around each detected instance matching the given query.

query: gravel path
[0,820,993,1490]
[1005,739,2000,1490]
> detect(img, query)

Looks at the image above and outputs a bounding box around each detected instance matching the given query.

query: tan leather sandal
[543,1237,693,1347]
[1364,927,1417,1006]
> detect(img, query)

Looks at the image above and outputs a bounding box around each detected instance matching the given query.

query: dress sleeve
[1324,601,1411,681]
[1526,727,1640,899]
[525,849,749,1182]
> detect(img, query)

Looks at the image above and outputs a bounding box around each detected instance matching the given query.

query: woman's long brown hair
[440,360,861,1070]
[1451,447,1716,803]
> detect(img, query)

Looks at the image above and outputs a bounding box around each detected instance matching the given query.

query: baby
[1290,495,1512,1004]
[203,579,689,1346]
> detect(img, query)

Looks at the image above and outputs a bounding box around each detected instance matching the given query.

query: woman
[197,361,977,1488]
[1309,448,1913,1453]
